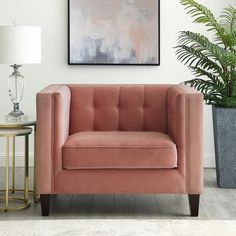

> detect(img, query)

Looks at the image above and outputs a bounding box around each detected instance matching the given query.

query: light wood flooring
[0,168,236,220]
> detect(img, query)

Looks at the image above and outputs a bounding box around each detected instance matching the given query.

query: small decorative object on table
[0,25,41,120]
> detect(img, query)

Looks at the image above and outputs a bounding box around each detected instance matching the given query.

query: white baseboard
[204,154,215,168]
[0,152,216,168]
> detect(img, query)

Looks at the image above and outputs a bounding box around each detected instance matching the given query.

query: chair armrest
[167,85,204,193]
[36,85,71,194]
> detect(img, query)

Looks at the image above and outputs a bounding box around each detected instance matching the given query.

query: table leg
[12,136,15,194]
[5,137,10,212]
[24,135,29,203]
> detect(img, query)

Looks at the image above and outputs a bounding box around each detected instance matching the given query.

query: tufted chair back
[68,85,172,134]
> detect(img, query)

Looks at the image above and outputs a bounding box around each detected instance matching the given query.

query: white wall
[0,0,235,167]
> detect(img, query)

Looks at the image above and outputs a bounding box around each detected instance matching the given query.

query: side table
[0,128,32,211]
[0,115,38,203]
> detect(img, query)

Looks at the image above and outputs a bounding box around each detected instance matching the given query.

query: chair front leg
[188,194,200,217]
[40,194,51,216]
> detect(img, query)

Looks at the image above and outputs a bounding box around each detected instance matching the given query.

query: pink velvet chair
[36,84,203,216]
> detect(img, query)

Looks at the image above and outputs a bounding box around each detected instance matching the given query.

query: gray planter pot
[212,105,236,188]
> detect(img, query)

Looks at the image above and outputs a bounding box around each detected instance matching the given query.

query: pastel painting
[69,0,159,65]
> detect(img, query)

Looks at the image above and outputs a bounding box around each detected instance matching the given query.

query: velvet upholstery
[36,84,203,196]
[63,131,177,169]
[36,85,71,193]
[69,85,169,133]
[167,85,204,193]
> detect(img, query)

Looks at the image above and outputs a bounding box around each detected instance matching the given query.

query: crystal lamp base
[5,114,29,122]
[8,64,25,119]
[8,103,24,117]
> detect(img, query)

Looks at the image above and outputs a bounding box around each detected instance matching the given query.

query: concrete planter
[212,105,236,188]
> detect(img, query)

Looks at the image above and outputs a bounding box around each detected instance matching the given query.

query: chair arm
[36,85,71,194]
[167,85,204,193]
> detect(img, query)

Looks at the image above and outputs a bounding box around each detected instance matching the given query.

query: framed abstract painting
[68,0,160,65]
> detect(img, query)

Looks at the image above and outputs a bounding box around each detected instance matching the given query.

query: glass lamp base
[5,114,29,122]
[6,103,25,121]
[8,64,25,120]
[9,110,24,117]
[9,103,24,117]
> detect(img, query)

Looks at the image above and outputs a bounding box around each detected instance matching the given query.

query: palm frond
[219,6,236,49]
[175,44,224,76]
[183,78,228,105]
[177,31,236,67]
[190,66,226,88]
[180,0,226,44]
[220,7,236,35]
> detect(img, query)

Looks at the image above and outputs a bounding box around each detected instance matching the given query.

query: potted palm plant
[176,0,236,188]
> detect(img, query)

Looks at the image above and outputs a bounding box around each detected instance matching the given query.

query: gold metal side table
[0,116,38,203]
[0,128,32,211]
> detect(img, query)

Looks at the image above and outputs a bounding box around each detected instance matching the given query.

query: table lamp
[0,25,41,119]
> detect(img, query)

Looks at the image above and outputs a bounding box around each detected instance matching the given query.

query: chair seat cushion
[62,131,177,170]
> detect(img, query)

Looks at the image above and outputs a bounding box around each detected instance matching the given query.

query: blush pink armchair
[36,84,203,216]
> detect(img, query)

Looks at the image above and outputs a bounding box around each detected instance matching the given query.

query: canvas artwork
[68,0,160,65]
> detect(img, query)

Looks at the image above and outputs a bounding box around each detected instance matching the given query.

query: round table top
[0,127,32,137]
[0,115,36,127]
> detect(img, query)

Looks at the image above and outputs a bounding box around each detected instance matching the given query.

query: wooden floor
[0,168,236,220]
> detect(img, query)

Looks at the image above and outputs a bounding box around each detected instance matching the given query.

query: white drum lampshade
[0,26,41,64]
[0,25,41,119]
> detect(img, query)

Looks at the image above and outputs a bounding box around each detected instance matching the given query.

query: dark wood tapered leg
[188,194,200,217]
[40,194,51,216]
